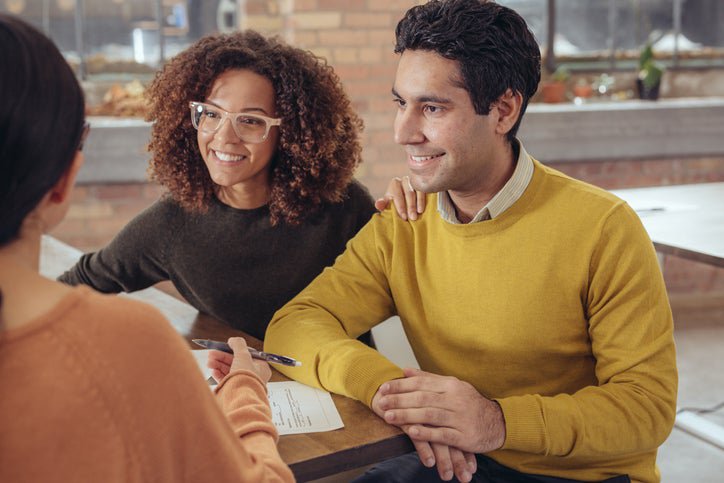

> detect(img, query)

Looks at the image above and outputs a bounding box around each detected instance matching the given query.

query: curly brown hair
[145,30,364,225]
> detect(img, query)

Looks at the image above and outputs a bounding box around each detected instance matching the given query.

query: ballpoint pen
[192,339,302,367]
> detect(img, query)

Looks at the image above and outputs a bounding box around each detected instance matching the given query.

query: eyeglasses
[189,101,281,144]
[77,122,91,151]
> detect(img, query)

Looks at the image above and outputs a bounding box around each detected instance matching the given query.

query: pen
[191,339,302,367]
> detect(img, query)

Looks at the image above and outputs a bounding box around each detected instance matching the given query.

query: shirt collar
[437,140,534,224]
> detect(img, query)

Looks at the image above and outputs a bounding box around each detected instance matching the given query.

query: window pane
[497,0,548,50]
[681,0,724,49]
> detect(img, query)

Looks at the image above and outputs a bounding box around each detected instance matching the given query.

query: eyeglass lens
[191,103,272,143]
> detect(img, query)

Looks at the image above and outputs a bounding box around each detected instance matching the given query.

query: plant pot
[572,83,593,99]
[636,78,660,100]
[541,82,567,103]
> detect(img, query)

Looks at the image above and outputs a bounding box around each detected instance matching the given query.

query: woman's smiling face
[197,69,279,207]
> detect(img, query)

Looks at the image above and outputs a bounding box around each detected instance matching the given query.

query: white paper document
[190,349,344,435]
[267,381,344,434]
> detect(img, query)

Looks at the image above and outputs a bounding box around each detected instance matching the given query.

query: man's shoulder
[534,160,625,211]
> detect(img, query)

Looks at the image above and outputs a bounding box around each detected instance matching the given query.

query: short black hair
[395,0,541,142]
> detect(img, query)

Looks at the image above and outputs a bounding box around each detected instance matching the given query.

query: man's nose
[394,109,425,145]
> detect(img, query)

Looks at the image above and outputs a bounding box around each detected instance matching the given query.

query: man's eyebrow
[391,87,452,104]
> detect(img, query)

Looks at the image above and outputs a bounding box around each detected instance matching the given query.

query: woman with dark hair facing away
[59,30,413,341]
[0,14,293,483]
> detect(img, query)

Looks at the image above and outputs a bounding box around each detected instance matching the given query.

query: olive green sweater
[266,161,677,482]
[59,180,375,339]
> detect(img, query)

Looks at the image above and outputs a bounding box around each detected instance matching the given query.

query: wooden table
[612,182,724,450]
[611,182,724,268]
[41,236,413,481]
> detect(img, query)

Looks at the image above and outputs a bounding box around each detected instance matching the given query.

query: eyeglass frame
[188,101,282,143]
[77,122,91,151]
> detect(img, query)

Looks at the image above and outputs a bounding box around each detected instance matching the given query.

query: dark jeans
[351,452,631,483]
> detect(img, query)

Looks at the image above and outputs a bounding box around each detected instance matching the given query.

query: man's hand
[375,175,426,220]
[372,378,478,482]
[376,368,506,454]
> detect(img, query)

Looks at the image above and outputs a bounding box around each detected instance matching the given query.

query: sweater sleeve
[58,200,172,293]
[497,202,678,458]
[90,296,294,482]
[265,208,405,406]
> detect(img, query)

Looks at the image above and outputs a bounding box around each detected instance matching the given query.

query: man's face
[392,50,506,196]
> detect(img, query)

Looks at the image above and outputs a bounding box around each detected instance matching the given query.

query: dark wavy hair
[395,0,541,142]
[0,14,85,245]
[146,30,364,226]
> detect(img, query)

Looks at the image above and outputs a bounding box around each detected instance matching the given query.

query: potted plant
[636,43,664,100]
[541,66,570,103]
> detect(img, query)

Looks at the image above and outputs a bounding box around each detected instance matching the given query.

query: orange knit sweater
[0,286,293,482]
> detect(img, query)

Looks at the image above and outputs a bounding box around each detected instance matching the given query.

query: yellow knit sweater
[266,160,677,482]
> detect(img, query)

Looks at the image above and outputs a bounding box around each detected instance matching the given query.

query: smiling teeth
[214,151,245,162]
[411,154,442,162]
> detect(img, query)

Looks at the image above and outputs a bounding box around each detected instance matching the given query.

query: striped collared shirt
[437,141,534,224]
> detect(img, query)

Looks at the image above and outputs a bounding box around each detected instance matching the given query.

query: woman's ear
[493,89,523,136]
[48,152,84,204]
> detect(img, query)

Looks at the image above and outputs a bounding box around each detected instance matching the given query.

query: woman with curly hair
[60,30,408,340]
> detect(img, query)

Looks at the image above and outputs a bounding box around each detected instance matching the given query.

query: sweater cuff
[318,343,405,407]
[215,369,267,395]
[496,394,547,454]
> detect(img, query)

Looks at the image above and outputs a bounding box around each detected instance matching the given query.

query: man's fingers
[450,447,473,483]
[384,406,450,427]
[464,450,477,475]
[406,424,461,447]
[378,370,453,395]
[411,438,435,468]
[431,443,454,481]
[377,389,441,412]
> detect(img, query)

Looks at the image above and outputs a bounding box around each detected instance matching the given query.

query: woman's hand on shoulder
[374,175,426,221]
[207,337,272,384]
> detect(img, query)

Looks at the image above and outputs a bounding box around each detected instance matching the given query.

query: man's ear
[49,152,84,204]
[493,89,523,136]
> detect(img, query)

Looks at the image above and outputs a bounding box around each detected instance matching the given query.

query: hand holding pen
[194,338,301,384]
[193,338,301,366]
[199,337,273,384]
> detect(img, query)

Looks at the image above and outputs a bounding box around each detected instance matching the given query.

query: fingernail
[409,426,419,436]
[443,470,454,480]
[409,212,417,220]
[461,470,472,482]
[424,458,435,468]
[384,411,394,421]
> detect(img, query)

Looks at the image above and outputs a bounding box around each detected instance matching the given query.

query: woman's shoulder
[345,179,375,204]
[319,179,376,225]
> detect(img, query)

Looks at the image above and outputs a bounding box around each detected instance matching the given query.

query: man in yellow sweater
[265,1,677,482]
